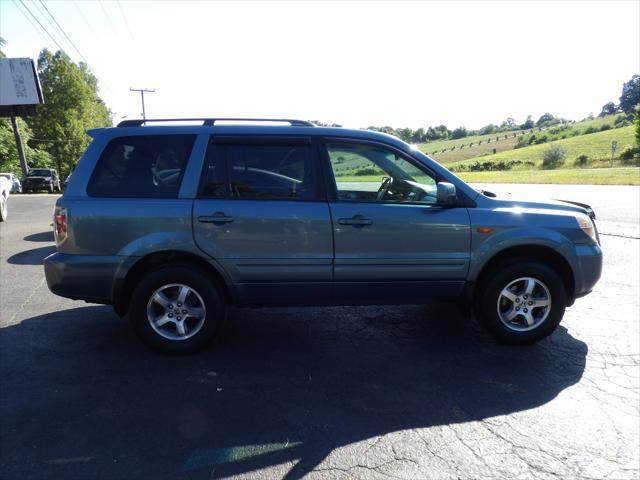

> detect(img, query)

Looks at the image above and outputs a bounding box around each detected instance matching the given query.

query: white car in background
[0,174,10,221]
[0,172,22,193]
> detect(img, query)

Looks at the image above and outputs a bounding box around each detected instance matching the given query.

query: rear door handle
[338,215,373,227]
[198,212,234,224]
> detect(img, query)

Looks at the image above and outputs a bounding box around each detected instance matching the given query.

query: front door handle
[338,215,373,227]
[198,212,234,224]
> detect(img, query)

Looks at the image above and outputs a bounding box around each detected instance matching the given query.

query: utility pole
[129,87,155,120]
[10,112,29,176]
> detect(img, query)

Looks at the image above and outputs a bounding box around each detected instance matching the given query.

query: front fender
[468,226,579,282]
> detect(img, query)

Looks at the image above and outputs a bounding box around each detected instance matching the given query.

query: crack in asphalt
[6,276,45,326]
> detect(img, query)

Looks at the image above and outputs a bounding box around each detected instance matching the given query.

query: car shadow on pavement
[0,302,587,480]
[23,231,55,242]
[6,245,56,265]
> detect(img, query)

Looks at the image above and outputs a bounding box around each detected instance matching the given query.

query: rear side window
[200,142,315,200]
[88,135,195,198]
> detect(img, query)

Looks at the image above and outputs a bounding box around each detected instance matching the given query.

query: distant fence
[428,122,573,155]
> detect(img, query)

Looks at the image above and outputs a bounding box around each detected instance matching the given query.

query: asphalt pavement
[1,191,638,480]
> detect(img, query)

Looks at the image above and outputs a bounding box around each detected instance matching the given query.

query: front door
[193,136,333,303]
[322,140,471,300]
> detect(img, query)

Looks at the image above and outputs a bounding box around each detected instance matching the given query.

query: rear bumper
[44,252,120,304]
[573,244,603,298]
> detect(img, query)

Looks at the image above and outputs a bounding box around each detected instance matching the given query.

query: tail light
[53,206,68,245]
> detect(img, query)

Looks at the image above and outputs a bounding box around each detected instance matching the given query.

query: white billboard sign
[0,58,43,106]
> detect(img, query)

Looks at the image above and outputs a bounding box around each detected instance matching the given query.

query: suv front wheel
[476,261,567,344]
[129,265,225,353]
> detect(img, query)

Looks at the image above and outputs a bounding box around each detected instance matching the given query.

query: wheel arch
[473,245,576,305]
[113,250,233,316]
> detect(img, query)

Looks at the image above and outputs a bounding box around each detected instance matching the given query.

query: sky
[1,0,639,129]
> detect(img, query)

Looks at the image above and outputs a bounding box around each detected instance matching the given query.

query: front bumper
[44,252,121,304]
[573,244,603,298]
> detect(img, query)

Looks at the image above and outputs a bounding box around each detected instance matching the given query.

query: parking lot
[1,192,638,480]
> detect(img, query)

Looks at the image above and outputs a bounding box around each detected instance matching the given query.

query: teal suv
[44,118,602,353]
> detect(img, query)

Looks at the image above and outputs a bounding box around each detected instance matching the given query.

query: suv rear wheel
[476,261,566,344]
[129,265,225,353]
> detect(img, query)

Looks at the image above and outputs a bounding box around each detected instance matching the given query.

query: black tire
[0,194,7,222]
[476,261,566,344]
[129,265,225,354]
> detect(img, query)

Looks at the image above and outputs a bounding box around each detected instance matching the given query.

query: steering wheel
[376,176,394,201]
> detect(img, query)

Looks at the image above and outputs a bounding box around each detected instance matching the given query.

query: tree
[636,105,640,148]
[619,74,640,114]
[0,118,52,176]
[500,117,517,130]
[599,102,617,117]
[450,127,468,139]
[535,113,556,127]
[26,49,111,177]
[520,115,534,129]
[479,124,496,135]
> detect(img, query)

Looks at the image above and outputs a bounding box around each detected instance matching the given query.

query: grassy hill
[448,125,636,170]
[418,114,633,165]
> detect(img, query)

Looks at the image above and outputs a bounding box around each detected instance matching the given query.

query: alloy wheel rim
[496,276,551,332]
[146,283,206,341]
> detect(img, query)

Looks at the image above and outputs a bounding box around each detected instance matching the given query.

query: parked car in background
[0,172,22,193]
[22,168,61,193]
[0,174,10,221]
[44,118,602,354]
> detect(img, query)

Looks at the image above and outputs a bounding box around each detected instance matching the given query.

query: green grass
[447,126,636,170]
[458,167,640,185]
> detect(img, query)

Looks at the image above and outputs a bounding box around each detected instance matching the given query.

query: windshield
[28,169,51,177]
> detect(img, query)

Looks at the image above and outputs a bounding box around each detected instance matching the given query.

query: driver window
[326,143,437,204]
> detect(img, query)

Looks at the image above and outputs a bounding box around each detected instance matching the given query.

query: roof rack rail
[116,118,316,127]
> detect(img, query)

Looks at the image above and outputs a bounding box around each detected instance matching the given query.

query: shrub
[514,136,527,149]
[574,155,589,167]
[620,147,640,165]
[534,135,549,145]
[542,144,566,169]
[354,167,380,176]
[599,123,612,132]
[614,115,629,127]
[584,126,597,134]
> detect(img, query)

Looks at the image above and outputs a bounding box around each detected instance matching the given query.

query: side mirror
[437,182,457,205]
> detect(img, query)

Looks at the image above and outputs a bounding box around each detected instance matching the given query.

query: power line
[16,0,67,53]
[30,0,71,50]
[98,0,119,37]
[31,0,113,94]
[12,1,55,51]
[116,0,135,41]
[36,1,98,78]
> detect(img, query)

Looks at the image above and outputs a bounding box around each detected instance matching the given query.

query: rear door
[321,139,471,300]
[192,136,333,303]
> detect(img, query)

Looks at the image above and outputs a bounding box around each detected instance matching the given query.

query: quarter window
[88,135,195,198]
[326,143,437,204]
